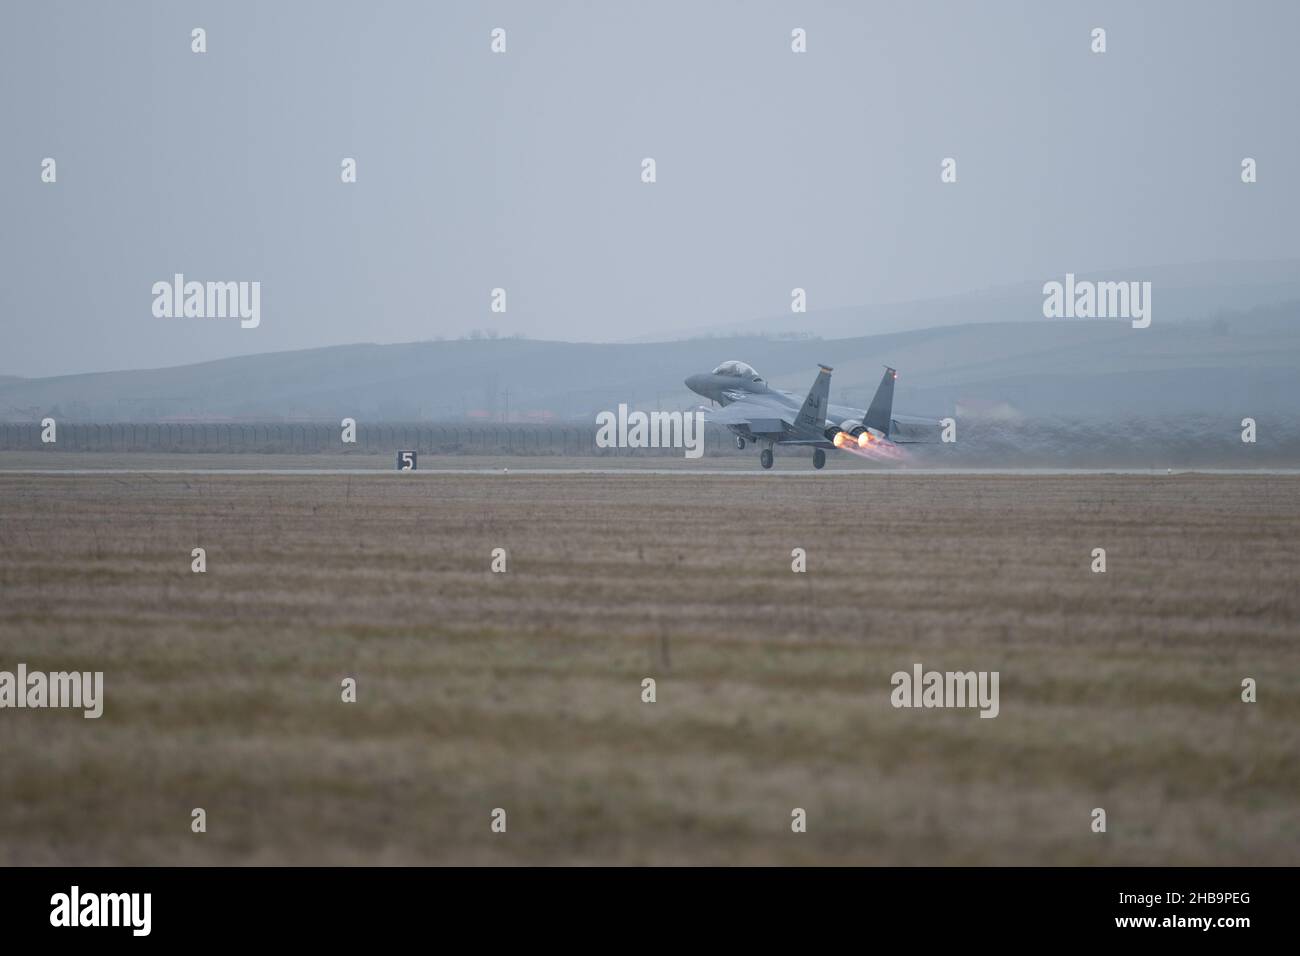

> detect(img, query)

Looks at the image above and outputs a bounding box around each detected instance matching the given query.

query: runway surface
[4,467,1300,476]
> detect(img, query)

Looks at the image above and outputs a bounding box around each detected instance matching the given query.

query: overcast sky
[2,0,1297,377]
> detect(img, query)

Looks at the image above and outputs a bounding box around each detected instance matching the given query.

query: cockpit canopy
[711,360,763,382]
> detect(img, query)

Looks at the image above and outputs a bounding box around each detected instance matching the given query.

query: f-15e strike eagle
[684,361,935,469]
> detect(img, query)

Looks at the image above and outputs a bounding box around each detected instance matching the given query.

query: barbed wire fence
[5,419,1297,465]
[0,422,757,457]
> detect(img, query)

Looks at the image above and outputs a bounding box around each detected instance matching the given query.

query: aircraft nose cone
[684,374,704,392]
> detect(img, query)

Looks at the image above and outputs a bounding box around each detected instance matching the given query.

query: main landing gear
[757,446,824,470]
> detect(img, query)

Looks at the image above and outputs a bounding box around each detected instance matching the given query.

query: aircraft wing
[706,401,790,436]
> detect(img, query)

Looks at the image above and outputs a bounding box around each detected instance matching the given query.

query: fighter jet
[684,360,932,469]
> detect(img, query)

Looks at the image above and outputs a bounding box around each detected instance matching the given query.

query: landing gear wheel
[760,449,774,469]
[813,449,826,470]
[736,436,746,450]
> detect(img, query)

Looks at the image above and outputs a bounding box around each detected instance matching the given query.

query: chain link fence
[7,419,1294,465]
[0,422,752,456]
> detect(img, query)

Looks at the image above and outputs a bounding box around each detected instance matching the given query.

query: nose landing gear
[736,435,746,450]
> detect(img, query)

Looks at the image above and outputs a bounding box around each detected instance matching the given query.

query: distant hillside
[2,300,1298,423]
[674,259,1300,341]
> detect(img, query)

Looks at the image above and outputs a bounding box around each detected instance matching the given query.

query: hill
[2,301,1298,423]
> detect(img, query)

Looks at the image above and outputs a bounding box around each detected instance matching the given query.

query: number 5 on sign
[396,451,417,471]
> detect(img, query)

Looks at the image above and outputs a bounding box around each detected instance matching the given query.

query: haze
[2,0,1297,377]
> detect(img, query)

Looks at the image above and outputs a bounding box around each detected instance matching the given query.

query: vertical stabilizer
[863,366,896,435]
[796,365,833,430]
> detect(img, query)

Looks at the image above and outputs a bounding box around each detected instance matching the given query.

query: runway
[4,467,1300,476]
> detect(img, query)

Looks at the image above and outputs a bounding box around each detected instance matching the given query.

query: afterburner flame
[844,436,905,461]
[830,428,904,461]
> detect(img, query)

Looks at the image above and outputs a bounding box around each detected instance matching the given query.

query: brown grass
[1,469,1297,864]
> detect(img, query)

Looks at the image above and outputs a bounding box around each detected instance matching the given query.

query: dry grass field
[1,466,1297,865]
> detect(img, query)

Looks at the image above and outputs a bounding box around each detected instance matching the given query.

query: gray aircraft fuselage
[684,371,865,437]
[683,360,910,468]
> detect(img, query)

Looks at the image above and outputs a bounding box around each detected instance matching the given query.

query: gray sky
[2,0,1297,377]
